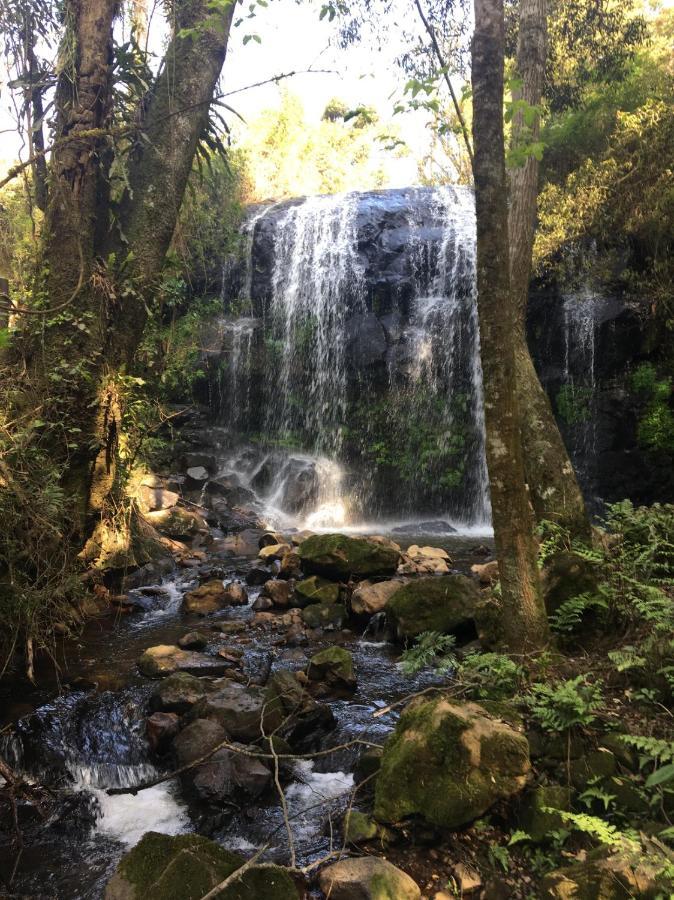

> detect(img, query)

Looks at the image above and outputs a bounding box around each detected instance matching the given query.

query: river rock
[386,575,480,638]
[263,579,293,607]
[137,484,180,513]
[540,842,666,898]
[407,544,450,560]
[343,810,378,844]
[392,520,456,535]
[279,551,302,579]
[471,559,499,585]
[192,681,266,742]
[301,601,347,630]
[294,575,340,607]
[306,647,357,695]
[183,579,247,615]
[146,712,180,752]
[185,465,209,486]
[177,630,210,650]
[259,531,286,548]
[259,542,292,561]
[264,670,336,748]
[318,857,420,900]
[138,645,230,678]
[144,506,208,540]
[216,528,264,557]
[374,697,530,828]
[252,595,274,611]
[299,533,399,579]
[351,578,404,615]
[246,565,272,586]
[291,530,315,545]
[105,831,300,900]
[149,671,210,713]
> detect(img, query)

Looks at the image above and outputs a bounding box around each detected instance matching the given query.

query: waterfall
[264,193,365,455]
[223,186,492,530]
[402,186,490,524]
[562,289,598,485]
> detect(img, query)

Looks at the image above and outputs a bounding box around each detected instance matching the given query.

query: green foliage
[399,632,457,676]
[546,809,637,851]
[459,651,523,699]
[556,383,592,425]
[526,675,604,733]
[550,592,606,634]
[630,363,674,453]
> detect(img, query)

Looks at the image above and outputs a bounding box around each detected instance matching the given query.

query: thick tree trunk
[472,0,549,652]
[509,0,591,540]
[112,0,236,365]
[25,0,235,545]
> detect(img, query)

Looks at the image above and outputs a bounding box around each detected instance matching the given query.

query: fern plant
[527,676,604,733]
[400,632,457,676]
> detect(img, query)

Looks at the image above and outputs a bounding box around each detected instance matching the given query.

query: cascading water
[264,192,365,456]
[221,186,492,531]
[562,289,599,485]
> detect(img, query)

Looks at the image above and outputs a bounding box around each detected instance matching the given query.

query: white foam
[71,764,190,847]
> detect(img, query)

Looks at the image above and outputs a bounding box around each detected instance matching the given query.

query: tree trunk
[471,0,549,652]
[24,0,236,544]
[508,0,591,540]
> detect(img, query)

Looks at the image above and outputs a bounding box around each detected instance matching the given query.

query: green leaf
[646,763,674,788]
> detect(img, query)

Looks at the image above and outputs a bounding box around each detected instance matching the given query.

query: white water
[285,761,355,842]
[70,764,189,847]
[265,193,365,455]
[223,187,492,530]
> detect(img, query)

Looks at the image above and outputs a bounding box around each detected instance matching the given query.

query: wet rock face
[386,575,481,638]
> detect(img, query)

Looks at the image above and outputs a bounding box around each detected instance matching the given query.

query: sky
[0,0,669,183]
[0,0,424,181]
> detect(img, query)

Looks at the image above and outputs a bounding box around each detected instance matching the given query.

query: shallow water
[0,530,490,898]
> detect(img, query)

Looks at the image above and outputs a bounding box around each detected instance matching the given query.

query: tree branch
[412,0,474,167]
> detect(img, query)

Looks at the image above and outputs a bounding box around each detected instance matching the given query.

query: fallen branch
[106,737,381,796]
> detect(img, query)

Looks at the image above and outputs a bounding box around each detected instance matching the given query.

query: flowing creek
[0,523,491,899]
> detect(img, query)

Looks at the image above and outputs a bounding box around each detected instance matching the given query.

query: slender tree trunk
[508,0,591,540]
[471,0,549,652]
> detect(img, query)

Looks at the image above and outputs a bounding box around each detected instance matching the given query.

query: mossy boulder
[343,810,379,844]
[105,831,299,899]
[518,785,571,842]
[149,672,210,714]
[318,856,420,900]
[294,575,340,607]
[386,576,480,638]
[306,647,356,694]
[374,696,530,829]
[301,601,347,629]
[540,843,667,899]
[299,534,399,580]
[143,507,208,541]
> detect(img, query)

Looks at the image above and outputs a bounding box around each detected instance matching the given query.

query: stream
[0,524,491,899]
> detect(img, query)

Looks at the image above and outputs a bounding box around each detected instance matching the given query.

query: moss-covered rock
[299,534,399,579]
[294,575,340,607]
[318,856,420,900]
[518,785,571,842]
[374,696,530,829]
[386,576,480,638]
[343,810,379,844]
[306,647,356,694]
[105,831,300,899]
[149,672,210,714]
[540,843,667,899]
[301,601,347,629]
[143,506,208,541]
[570,748,617,789]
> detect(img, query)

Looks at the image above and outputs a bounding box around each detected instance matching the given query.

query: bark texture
[471,0,549,652]
[509,0,591,540]
[25,0,235,541]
